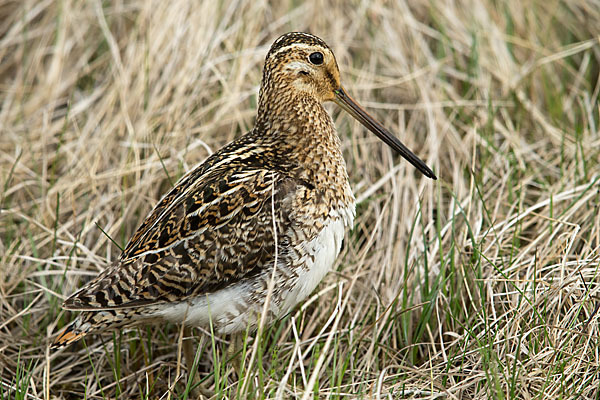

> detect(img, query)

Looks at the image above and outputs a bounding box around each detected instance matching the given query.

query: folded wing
[63,157,301,310]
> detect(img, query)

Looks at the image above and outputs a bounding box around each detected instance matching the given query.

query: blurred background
[1,0,599,398]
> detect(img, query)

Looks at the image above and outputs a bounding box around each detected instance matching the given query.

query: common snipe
[53,33,435,363]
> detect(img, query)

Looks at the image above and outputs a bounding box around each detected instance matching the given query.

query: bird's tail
[52,320,89,348]
[51,309,133,349]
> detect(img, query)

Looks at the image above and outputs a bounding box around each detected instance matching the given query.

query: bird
[52,32,435,366]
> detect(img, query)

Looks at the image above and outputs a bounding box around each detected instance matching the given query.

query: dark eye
[309,52,324,65]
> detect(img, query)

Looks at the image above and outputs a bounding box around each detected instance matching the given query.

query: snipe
[52,31,435,375]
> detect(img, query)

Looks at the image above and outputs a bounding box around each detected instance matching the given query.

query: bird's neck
[254,90,351,193]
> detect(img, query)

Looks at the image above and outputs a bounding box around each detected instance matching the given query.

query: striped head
[260,32,437,180]
[262,32,341,102]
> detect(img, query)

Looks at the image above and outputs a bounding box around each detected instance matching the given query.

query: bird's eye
[309,52,324,65]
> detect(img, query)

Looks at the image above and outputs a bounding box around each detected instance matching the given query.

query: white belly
[154,204,355,334]
[278,213,348,313]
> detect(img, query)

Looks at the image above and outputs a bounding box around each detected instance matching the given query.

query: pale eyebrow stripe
[269,43,320,57]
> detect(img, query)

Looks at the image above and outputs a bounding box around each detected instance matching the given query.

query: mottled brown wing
[63,164,299,310]
[121,133,265,255]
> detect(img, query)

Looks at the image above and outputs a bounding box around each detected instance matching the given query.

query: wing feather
[64,144,303,310]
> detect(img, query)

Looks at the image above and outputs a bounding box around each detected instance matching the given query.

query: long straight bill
[334,87,437,180]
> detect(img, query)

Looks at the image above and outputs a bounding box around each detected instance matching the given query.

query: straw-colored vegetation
[1,0,599,398]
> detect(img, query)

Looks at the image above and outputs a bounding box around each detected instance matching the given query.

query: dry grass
[1,0,600,398]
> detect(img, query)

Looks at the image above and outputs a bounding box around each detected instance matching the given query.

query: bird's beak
[333,87,437,180]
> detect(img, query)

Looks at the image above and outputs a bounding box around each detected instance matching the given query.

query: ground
[1,0,599,399]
